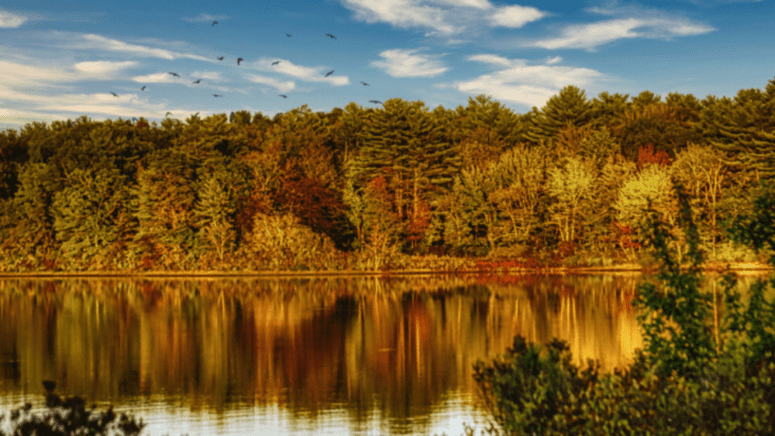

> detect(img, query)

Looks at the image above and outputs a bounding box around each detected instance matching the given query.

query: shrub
[471,181,775,435]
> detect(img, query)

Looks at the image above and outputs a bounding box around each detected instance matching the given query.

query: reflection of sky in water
[2,392,482,436]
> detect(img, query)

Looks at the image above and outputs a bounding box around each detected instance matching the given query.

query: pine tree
[699,78,775,182]
[524,85,594,144]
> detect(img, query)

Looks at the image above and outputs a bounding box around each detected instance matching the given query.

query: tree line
[1,78,774,271]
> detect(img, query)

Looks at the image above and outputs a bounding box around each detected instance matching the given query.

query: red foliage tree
[637,143,671,169]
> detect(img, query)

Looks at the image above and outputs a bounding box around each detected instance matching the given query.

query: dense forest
[1,78,774,272]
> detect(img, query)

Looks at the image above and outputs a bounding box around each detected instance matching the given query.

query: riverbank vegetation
[468,183,775,435]
[1,78,774,272]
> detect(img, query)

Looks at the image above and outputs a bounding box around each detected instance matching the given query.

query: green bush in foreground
[471,182,775,435]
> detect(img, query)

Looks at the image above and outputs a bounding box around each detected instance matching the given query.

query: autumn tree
[524,85,594,145]
[671,143,730,257]
[698,78,775,183]
[547,157,596,245]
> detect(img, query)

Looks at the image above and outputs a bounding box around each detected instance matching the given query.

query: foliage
[1,78,775,271]
[470,179,775,435]
[0,383,145,436]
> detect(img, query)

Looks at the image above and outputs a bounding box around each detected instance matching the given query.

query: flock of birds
[108,23,384,118]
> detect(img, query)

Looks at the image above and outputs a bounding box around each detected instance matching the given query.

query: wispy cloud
[255,58,349,85]
[182,13,226,23]
[59,33,213,61]
[0,10,27,28]
[453,56,603,107]
[74,61,138,74]
[338,0,545,36]
[530,3,715,50]
[247,75,296,93]
[531,17,714,50]
[371,49,448,78]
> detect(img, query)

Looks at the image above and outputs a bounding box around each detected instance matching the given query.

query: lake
[0,272,765,435]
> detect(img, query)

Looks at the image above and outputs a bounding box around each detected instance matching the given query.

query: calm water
[0,273,764,435]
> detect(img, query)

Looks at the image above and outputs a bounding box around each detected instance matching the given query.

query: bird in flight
[166,112,172,117]
[193,79,201,84]
[110,92,118,97]
[360,81,369,86]
[213,94,222,97]
[212,21,218,26]
[369,100,383,104]
[237,58,243,65]
[271,61,280,66]
[325,70,334,77]
[326,33,336,39]
[279,94,287,98]
[217,56,224,61]
[169,72,180,77]
[286,34,291,37]
[140,86,146,91]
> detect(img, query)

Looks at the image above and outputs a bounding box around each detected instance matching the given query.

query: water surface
[0,273,760,435]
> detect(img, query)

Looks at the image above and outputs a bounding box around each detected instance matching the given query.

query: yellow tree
[547,157,596,244]
[671,143,730,257]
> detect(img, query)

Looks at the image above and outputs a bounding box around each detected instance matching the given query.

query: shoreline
[0,262,770,278]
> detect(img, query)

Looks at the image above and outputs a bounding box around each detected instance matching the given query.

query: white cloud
[340,0,455,34]
[339,0,546,36]
[453,57,603,107]
[255,58,349,85]
[467,54,513,67]
[0,10,27,28]
[371,49,448,78]
[182,13,226,23]
[131,72,182,84]
[0,60,82,87]
[65,34,213,61]
[545,56,562,65]
[489,5,545,28]
[247,75,296,93]
[531,17,714,50]
[74,61,138,74]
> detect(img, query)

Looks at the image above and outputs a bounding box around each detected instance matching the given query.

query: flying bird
[217,56,224,61]
[326,33,336,39]
[166,112,172,117]
[279,94,287,98]
[193,79,201,84]
[212,21,218,26]
[237,58,243,65]
[168,72,180,77]
[360,81,369,86]
[213,94,222,97]
[271,61,280,66]
[325,70,334,77]
[140,86,146,91]
[286,34,291,37]
[369,100,383,104]
[110,92,118,97]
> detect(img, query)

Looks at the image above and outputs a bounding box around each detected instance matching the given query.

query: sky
[0,0,773,131]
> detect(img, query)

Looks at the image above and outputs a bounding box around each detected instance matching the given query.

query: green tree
[524,85,594,144]
[671,142,730,258]
[698,78,775,183]
[52,167,132,270]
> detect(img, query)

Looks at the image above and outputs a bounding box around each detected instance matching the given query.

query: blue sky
[0,0,772,131]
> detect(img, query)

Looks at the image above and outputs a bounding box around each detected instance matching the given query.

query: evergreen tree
[524,85,594,144]
[699,78,775,182]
